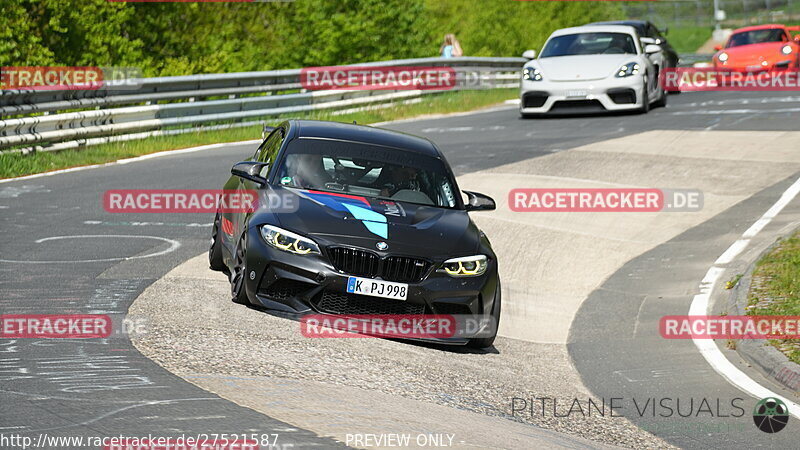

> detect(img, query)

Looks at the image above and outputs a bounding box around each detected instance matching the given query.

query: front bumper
[241,226,500,339]
[715,58,799,72]
[520,76,645,114]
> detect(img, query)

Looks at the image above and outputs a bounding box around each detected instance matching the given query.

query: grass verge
[747,230,800,365]
[1,88,516,179]
[667,26,714,53]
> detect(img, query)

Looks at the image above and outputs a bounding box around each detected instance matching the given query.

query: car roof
[551,25,639,38]
[732,24,788,33]
[287,120,441,158]
[589,20,649,34]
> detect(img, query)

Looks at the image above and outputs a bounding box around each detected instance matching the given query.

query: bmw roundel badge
[376,242,388,250]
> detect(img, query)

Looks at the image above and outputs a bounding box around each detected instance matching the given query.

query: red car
[713,24,800,72]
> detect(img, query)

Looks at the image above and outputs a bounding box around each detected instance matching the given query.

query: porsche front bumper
[520,76,646,114]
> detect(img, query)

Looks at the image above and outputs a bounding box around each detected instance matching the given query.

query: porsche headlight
[442,255,488,277]
[260,225,320,255]
[718,52,729,62]
[523,67,543,81]
[615,62,640,78]
[781,45,792,55]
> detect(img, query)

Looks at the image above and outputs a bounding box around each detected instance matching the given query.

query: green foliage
[664,26,713,53]
[2,0,622,75]
[748,231,800,365]
[1,1,53,65]
[1,0,143,67]
[275,0,432,67]
[426,0,625,58]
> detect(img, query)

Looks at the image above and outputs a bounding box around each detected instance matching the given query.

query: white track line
[689,176,800,419]
[0,235,181,264]
[0,140,260,184]
[2,103,517,185]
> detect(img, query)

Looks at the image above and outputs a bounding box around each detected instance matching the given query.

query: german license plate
[346,276,408,300]
[567,90,588,98]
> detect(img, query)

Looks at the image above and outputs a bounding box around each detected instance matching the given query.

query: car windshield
[541,32,637,57]
[275,137,459,209]
[727,29,785,47]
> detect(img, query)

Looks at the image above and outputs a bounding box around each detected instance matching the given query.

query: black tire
[230,234,250,305]
[209,212,227,273]
[639,81,650,114]
[467,281,501,349]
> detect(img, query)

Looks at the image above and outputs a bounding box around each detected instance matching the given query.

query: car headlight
[781,45,792,55]
[260,225,320,255]
[718,52,729,62]
[523,67,543,81]
[615,62,640,78]
[442,255,488,277]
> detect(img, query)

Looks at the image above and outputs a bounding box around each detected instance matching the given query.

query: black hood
[262,186,480,258]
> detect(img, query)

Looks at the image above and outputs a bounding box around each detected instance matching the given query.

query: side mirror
[714,44,723,51]
[231,161,268,186]
[261,125,273,140]
[522,50,537,60]
[640,37,656,45]
[794,36,800,44]
[463,191,496,211]
[644,44,662,54]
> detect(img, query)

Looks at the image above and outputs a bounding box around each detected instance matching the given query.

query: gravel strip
[130,255,672,449]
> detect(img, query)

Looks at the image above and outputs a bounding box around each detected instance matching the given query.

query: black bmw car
[209,120,501,348]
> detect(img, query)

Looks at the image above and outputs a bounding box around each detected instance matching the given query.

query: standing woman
[439,34,463,58]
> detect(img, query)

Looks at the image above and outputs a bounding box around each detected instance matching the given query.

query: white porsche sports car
[519,25,667,117]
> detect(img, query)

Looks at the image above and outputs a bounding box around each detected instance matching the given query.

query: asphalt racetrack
[1,91,799,448]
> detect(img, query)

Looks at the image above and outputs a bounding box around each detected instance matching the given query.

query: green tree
[275,0,432,68]
[2,0,144,67]
[2,0,624,76]
[426,0,624,57]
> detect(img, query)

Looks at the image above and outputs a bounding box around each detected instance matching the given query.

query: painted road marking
[84,220,212,228]
[0,185,51,197]
[671,107,800,115]
[689,176,800,419]
[0,235,180,264]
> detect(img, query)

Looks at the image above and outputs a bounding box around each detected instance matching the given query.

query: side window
[258,128,285,172]
[252,128,284,179]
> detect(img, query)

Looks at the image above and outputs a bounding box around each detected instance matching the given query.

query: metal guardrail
[0,57,526,154]
[678,53,714,67]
